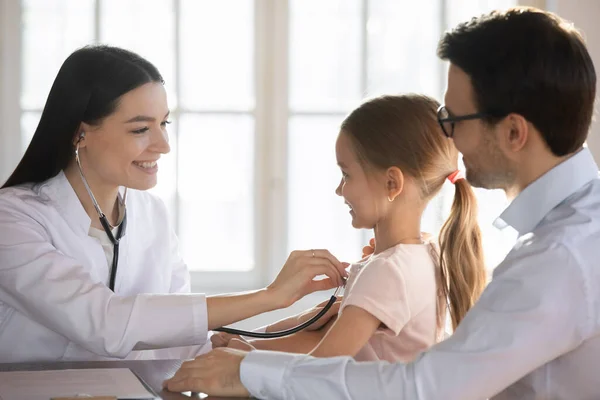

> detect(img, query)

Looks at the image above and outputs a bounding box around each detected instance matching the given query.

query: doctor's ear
[73,131,86,147]
[74,122,95,147]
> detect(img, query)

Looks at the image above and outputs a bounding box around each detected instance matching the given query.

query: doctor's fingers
[307,249,349,278]
[288,255,342,287]
[290,249,348,278]
[307,276,341,292]
[303,261,346,287]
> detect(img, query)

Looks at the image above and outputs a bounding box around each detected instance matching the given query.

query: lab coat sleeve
[0,204,208,359]
[150,224,214,359]
[168,226,192,294]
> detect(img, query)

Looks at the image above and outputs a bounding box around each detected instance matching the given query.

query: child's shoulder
[348,235,437,278]
[371,241,436,265]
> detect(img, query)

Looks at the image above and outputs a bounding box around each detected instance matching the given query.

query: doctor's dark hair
[340,94,486,331]
[2,45,164,188]
[437,7,596,156]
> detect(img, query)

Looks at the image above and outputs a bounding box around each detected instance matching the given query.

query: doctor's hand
[163,348,250,397]
[267,249,349,308]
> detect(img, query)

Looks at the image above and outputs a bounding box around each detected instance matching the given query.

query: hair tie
[447,170,464,184]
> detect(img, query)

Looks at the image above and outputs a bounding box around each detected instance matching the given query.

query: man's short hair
[438,7,596,156]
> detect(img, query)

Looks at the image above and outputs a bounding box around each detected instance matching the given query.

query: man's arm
[164,242,590,399]
[240,243,589,399]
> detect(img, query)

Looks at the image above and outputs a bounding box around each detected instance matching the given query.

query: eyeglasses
[436,105,489,138]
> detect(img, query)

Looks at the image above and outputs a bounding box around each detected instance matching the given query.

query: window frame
[1,0,536,293]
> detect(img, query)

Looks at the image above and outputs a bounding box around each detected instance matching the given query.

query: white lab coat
[0,171,211,362]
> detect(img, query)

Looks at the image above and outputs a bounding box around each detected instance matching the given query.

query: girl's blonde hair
[340,94,486,330]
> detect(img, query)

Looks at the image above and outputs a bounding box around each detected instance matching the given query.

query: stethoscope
[75,132,127,292]
[76,131,342,336]
[214,285,345,338]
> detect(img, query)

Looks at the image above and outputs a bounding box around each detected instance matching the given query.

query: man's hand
[163,348,251,397]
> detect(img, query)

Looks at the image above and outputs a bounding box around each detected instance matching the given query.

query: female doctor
[0,45,347,362]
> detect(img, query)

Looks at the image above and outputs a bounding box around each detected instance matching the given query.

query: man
[164,7,599,399]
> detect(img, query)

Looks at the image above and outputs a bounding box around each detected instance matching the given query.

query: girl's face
[76,82,171,190]
[334,132,389,229]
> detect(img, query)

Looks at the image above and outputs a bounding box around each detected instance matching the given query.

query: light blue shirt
[241,148,600,400]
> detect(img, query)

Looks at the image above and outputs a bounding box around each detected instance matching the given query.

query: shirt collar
[493,147,599,236]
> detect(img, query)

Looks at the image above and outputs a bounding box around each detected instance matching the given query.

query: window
[286,0,517,271]
[20,0,258,290]
[287,0,444,265]
[10,0,516,292]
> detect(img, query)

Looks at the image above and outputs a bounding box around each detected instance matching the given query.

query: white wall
[0,0,21,184]
[549,0,600,161]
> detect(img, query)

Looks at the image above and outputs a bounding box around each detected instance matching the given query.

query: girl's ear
[386,166,404,201]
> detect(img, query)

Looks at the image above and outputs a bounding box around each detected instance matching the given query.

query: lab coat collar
[41,171,92,235]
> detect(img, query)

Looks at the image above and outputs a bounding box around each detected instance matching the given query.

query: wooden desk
[0,360,246,400]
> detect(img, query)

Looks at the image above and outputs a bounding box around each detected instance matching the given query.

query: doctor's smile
[132,160,159,174]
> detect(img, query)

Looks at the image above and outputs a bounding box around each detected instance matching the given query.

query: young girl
[213,94,487,362]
